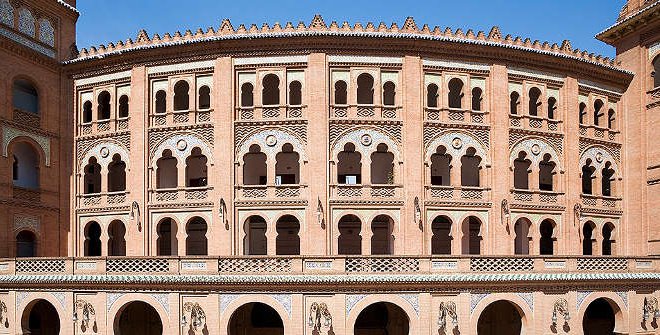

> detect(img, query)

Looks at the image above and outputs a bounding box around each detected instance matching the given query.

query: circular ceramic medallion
[265,135,277,147]
[100,147,109,158]
[360,134,372,146]
[531,144,541,155]
[596,152,603,163]
[176,139,187,151]
[451,137,463,149]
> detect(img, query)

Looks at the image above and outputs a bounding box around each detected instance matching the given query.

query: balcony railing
[79,117,131,136]
[237,105,306,120]
[13,109,40,128]
[330,104,401,119]
[330,184,403,198]
[149,109,213,127]
[235,184,307,200]
[149,187,211,203]
[581,194,622,209]
[509,114,562,132]
[511,189,564,204]
[579,124,620,142]
[425,186,489,201]
[425,107,487,124]
[77,191,129,208]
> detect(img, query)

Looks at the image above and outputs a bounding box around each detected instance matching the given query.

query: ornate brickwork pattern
[576,291,592,309]
[509,136,563,168]
[616,291,628,307]
[17,8,34,37]
[106,258,170,273]
[399,294,420,315]
[236,128,308,162]
[151,293,170,314]
[517,292,534,311]
[219,294,240,314]
[425,129,489,165]
[424,126,490,150]
[218,258,292,273]
[0,0,12,26]
[579,145,620,175]
[77,134,130,163]
[346,294,367,314]
[51,292,66,308]
[13,215,39,232]
[330,123,401,146]
[2,125,51,166]
[330,127,401,161]
[509,131,563,154]
[78,140,131,170]
[271,294,292,316]
[576,258,627,271]
[470,258,534,272]
[149,131,214,165]
[470,293,488,314]
[107,293,124,311]
[38,18,54,46]
[235,123,307,149]
[345,258,419,273]
[16,259,65,273]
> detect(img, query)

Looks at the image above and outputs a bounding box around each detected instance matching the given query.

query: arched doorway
[477,300,523,335]
[354,302,409,335]
[115,301,163,335]
[583,298,616,335]
[21,299,60,335]
[228,302,284,335]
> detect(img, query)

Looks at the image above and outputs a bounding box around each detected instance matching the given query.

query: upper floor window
[547,97,557,120]
[241,83,254,107]
[334,81,347,105]
[427,84,439,108]
[382,81,395,106]
[579,102,587,124]
[118,95,129,118]
[510,92,520,114]
[12,79,38,114]
[108,154,126,192]
[243,144,267,185]
[528,87,541,116]
[338,143,361,185]
[262,74,280,105]
[156,149,177,189]
[448,78,463,109]
[276,143,300,185]
[82,101,92,123]
[198,85,210,110]
[97,91,111,120]
[84,157,101,194]
[155,90,166,114]
[653,56,660,88]
[12,141,39,189]
[289,81,302,105]
[471,87,482,111]
[357,73,374,105]
[173,81,189,111]
[593,99,604,126]
[607,109,616,130]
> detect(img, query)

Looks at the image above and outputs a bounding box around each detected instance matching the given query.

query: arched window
[593,99,604,126]
[186,217,208,256]
[430,146,451,186]
[288,81,302,105]
[334,80,347,105]
[448,78,464,109]
[547,97,557,119]
[157,218,177,256]
[97,91,111,120]
[12,79,38,114]
[12,141,40,189]
[244,215,267,255]
[275,143,299,185]
[173,81,190,111]
[510,92,520,114]
[539,153,556,191]
[185,147,207,187]
[262,74,280,105]
[198,85,210,110]
[654,56,660,88]
[383,81,395,106]
[16,231,36,257]
[275,215,300,255]
[460,147,481,187]
[579,102,587,124]
[582,159,595,194]
[371,215,393,255]
[607,109,615,129]
[461,216,481,255]
[513,218,531,255]
[155,90,166,114]
[84,221,102,256]
[156,149,177,189]
[528,87,541,116]
[108,220,126,256]
[427,84,439,108]
[337,143,361,185]
[370,144,394,184]
[582,222,595,255]
[240,83,254,107]
[82,101,92,123]
[471,87,482,111]
[431,216,452,254]
[602,161,615,196]
[84,157,101,194]
[338,214,361,255]
[539,219,555,255]
[243,144,267,185]
[118,95,129,118]
[602,223,614,256]
[107,154,126,192]
[357,73,374,104]
[513,152,531,190]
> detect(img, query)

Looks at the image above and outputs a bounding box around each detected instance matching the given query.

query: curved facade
[0,1,660,334]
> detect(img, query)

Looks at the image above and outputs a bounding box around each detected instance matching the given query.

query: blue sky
[75,0,624,57]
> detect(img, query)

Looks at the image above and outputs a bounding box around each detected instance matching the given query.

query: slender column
[450,161,461,187]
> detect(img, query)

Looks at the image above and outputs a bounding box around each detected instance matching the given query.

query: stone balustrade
[148,110,212,127]
[79,117,131,135]
[236,106,306,120]
[579,124,620,142]
[581,194,622,208]
[77,191,129,208]
[509,114,562,132]
[425,107,486,124]
[511,189,564,204]
[330,104,401,119]
[330,184,402,198]
[425,185,489,201]
[149,187,211,203]
[235,184,307,200]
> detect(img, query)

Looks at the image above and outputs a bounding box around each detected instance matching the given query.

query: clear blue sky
[76,0,625,58]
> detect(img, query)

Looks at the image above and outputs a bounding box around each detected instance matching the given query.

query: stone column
[128,66,147,256]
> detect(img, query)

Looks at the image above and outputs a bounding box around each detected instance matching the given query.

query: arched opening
[513,152,531,190]
[228,302,283,335]
[427,83,439,108]
[581,159,595,195]
[602,162,615,196]
[582,298,616,335]
[21,300,60,335]
[477,300,523,335]
[115,301,163,335]
[528,87,541,116]
[262,74,280,105]
[383,81,396,106]
[198,85,210,109]
[240,83,254,107]
[334,80,347,105]
[244,215,267,255]
[462,216,482,255]
[582,222,596,255]
[243,144,267,185]
[97,91,111,120]
[448,78,464,109]
[513,218,531,255]
[156,149,177,189]
[275,143,299,185]
[157,218,177,256]
[460,147,481,187]
[547,97,557,119]
[338,214,361,255]
[354,302,409,335]
[173,80,190,111]
[579,102,587,124]
[82,101,92,123]
[430,146,451,186]
[539,153,556,191]
[84,221,102,256]
[654,56,660,88]
[431,216,452,254]
[13,79,39,114]
[186,217,208,256]
[510,92,520,115]
[371,215,394,255]
[338,143,361,184]
[108,154,126,192]
[357,73,374,105]
[275,215,300,255]
[108,220,126,256]
[288,80,302,105]
[12,141,40,189]
[185,147,208,187]
[16,230,36,257]
[84,157,101,194]
[593,99,604,126]
[539,219,555,255]
[607,109,615,130]
[472,87,483,111]
[118,95,129,118]
[371,143,394,184]
[155,90,166,114]
[602,223,615,256]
